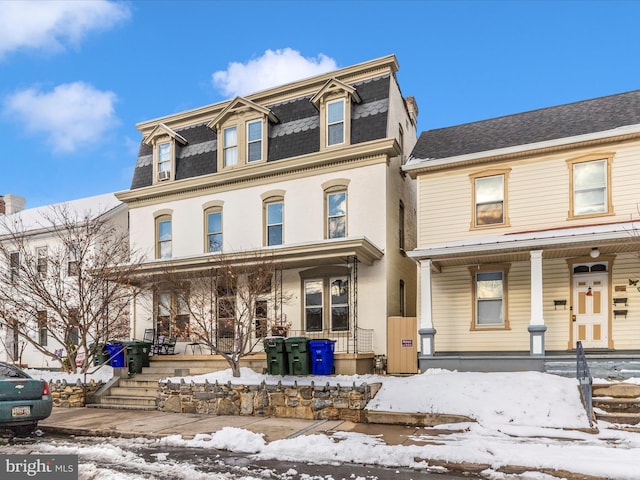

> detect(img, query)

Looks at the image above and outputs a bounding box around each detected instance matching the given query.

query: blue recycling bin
[106,343,126,368]
[309,339,336,375]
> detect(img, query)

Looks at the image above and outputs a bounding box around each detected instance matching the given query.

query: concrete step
[119,379,160,389]
[96,395,157,408]
[593,398,640,414]
[141,366,227,376]
[86,403,157,411]
[595,411,640,425]
[592,383,640,398]
[109,386,159,398]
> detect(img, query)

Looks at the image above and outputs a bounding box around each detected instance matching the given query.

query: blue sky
[2,0,640,208]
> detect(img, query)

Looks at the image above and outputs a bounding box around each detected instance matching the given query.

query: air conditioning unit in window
[158,170,170,181]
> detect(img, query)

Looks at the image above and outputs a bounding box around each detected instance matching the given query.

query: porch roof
[122,236,384,282]
[408,220,640,268]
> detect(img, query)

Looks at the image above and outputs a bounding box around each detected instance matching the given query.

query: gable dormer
[143,123,188,184]
[310,78,362,150]
[207,97,279,171]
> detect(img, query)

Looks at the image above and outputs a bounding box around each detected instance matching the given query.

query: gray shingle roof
[411,90,640,161]
[130,75,391,189]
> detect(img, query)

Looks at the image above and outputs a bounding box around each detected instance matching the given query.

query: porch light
[586,286,593,297]
[590,247,600,258]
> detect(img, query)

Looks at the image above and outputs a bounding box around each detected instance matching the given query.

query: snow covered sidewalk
[31,367,640,479]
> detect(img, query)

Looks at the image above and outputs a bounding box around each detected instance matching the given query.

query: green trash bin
[285,337,310,375]
[264,336,288,375]
[90,343,109,367]
[124,340,152,374]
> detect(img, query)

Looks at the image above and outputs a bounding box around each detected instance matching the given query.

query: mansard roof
[409,89,640,165]
[130,71,392,190]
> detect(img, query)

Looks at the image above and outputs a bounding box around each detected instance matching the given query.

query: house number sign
[401,339,413,348]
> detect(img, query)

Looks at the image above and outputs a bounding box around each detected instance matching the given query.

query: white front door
[573,272,608,348]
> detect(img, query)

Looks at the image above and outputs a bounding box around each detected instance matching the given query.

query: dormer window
[158,142,171,180]
[327,99,345,146]
[223,127,238,167]
[208,97,277,171]
[142,123,187,184]
[311,78,361,151]
[247,120,263,162]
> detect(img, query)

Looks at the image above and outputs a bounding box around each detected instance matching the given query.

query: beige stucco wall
[128,161,400,354]
[130,163,389,260]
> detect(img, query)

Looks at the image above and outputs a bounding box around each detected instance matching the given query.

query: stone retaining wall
[159,380,374,422]
[49,379,104,408]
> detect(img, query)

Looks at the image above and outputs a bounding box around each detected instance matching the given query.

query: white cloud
[4,82,118,153]
[0,0,130,58]
[212,48,338,98]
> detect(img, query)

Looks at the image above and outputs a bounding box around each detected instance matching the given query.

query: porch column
[418,259,436,357]
[528,249,547,356]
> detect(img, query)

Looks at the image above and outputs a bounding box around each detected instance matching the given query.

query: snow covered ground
[22,367,640,479]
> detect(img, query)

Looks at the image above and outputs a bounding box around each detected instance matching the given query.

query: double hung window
[471,265,510,329]
[9,252,19,283]
[223,127,238,167]
[475,175,504,226]
[158,142,171,179]
[247,120,262,162]
[266,201,283,246]
[156,216,172,259]
[67,243,79,276]
[304,280,324,332]
[37,310,48,346]
[327,191,347,239]
[303,273,350,332]
[327,99,345,146]
[206,210,223,252]
[570,157,611,217]
[36,247,47,277]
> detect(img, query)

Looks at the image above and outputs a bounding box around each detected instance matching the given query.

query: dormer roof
[207,97,279,130]
[143,123,188,147]
[310,78,362,109]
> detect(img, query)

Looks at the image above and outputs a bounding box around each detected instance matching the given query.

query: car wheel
[11,424,36,437]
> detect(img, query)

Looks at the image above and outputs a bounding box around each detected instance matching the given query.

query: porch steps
[592,383,640,427]
[86,354,269,410]
[86,377,161,411]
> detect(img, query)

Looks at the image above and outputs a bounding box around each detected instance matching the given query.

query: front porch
[418,350,640,380]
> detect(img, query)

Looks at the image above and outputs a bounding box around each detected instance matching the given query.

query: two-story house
[404,91,640,372]
[116,55,418,374]
[0,193,127,368]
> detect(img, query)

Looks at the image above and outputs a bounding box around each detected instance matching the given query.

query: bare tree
[156,252,291,377]
[0,203,143,372]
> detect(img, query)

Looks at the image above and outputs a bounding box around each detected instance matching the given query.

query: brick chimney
[405,96,419,126]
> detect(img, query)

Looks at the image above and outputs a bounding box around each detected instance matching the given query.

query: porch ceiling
[411,232,638,269]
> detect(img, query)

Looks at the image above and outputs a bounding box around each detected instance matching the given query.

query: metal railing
[576,341,594,427]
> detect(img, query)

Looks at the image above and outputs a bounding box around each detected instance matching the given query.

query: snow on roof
[0,192,122,234]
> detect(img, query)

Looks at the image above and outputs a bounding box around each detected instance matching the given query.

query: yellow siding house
[404,91,640,373]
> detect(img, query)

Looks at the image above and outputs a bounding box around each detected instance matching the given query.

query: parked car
[0,362,52,436]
